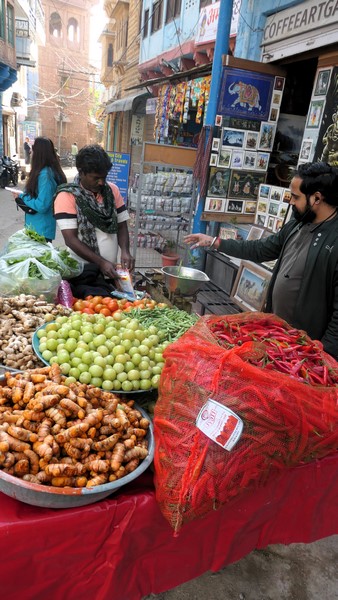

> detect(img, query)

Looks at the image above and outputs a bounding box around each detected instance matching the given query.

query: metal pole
[192,0,234,234]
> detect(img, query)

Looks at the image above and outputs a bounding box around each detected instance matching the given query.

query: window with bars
[151,0,163,34]
[6,3,14,45]
[165,0,181,23]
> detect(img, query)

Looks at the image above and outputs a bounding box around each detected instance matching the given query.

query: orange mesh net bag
[153,313,338,532]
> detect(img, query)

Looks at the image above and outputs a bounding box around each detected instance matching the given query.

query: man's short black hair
[76,144,112,175]
[297,161,338,207]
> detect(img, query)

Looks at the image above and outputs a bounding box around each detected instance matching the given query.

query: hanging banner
[106,151,130,203]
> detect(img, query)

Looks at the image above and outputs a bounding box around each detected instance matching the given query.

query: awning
[105,91,149,114]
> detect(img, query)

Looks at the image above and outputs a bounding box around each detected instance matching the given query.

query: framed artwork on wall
[204,197,226,212]
[307,99,325,128]
[243,151,257,170]
[217,148,232,168]
[314,69,331,97]
[244,200,257,214]
[230,150,245,169]
[228,170,266,200]
[207,167,230,197]
[245,131,259,150]
[209,153,218,166]
[218,67,275,121]
[247,226,265,241]
[231,260,272,312]
[212,138,220,152]
[226,199,244,214]
[221,127,246,148]
[299,138,313,161]
[258,122,276,151]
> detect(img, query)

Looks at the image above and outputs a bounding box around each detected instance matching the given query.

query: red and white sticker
[196,398,243,451]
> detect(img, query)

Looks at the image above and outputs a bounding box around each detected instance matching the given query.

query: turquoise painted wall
[235,0,304,60]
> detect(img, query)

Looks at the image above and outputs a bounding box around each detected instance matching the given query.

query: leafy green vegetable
[24,226,48,245]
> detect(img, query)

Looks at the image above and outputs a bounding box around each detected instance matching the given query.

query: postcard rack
[129,142,197,268]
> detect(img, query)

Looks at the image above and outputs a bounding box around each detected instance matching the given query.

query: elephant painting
[228,81,261,111]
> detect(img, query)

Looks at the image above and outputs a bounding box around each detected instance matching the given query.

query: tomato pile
[72,295,166,317]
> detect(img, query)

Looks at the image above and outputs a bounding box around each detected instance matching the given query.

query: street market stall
[0,229,337,600]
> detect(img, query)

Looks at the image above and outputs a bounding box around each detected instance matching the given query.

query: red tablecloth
[0,454,337,600]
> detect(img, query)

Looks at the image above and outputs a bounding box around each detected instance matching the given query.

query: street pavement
[0,175,337,600]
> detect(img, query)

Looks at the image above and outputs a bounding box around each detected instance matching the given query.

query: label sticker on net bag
[196,398,243,450]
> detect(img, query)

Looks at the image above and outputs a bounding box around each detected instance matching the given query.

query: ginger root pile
[0,364,150,488]
[0,294,72,370]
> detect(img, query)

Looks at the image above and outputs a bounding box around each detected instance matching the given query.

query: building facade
[37,0,98,157]
[0,0,19,156]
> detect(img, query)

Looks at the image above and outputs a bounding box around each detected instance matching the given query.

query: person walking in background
[71,142,78,166]
[185,162,338,360]
[53,144,134,297]
[23,137,31,165]
[12,137,67,241]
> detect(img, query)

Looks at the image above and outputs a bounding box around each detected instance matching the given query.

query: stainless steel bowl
[0,396,154,509]
[161,266,209,295]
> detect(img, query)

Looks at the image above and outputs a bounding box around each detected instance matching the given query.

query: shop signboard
[106,151,130,203]
[196,0,241,45]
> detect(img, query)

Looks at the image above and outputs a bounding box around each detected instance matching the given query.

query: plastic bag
[154,313,338,531]
[56,280,74,308]
[0,257,61,302]
[2,229,84,279]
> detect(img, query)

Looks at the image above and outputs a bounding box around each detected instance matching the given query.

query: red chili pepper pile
[210,316,338,387]
[154,313,338,531]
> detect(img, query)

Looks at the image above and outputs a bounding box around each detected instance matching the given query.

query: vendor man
[185,162,338,360]
[54,144,135,291]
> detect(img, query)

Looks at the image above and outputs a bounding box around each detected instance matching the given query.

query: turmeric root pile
[0,364,150,488]
[0,294,72,371]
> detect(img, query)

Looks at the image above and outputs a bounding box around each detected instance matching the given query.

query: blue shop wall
[235,0,303,60]
[140,0,200,63]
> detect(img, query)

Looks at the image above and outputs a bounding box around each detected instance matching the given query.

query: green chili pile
[127,306,199,342]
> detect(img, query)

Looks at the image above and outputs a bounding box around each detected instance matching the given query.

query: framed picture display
[268,201,279,216]
[269,107,279,122]
[299,138,313,161]
[283,203,294,226]
[270,186,283,202]
[219,226,237,240]
[207,167,230,197]
[228,170,266,200]
[218,67,275,121]
[258,183,271,199]
[255,213,267,227]
[209,153,218,166]
[230,150,245,169]
[247,226,265,241]
[204,197,226,212]
[273,218,284,233]
[314,69,331,97]
[243,151,257,170]
[245,131,259,150]
[215,115,223,126]
[230,260,272,312]
[244,200,257,214]
[212,138,220,152]
[257,200,268,213]
[278,202,289,219]
[217,148,232,168]
[256,151,269,171]
[271,91,282,107]
[226,199,244,214]
[307,99,325,128]
[221,127,246,148]
[274,76,285,91]
[267,216,275,230]
[283,189,292,202]
[258,122,276,151]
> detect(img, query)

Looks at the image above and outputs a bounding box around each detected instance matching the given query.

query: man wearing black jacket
[185,162,338,359]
